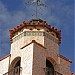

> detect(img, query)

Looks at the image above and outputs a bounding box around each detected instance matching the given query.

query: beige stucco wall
[0,56,10,75]
[44,35,71,74]
[10,34,34,75]
[58,57,71,75]
[33,43,46,75]
[44,32,59,71]
[10,35,44,62]
[11,30,58,61]
[21,43,33,75]
[10,37,24,62]
[0,41,71,75]
[23,36,44,46]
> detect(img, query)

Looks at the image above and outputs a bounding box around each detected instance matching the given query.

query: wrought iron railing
[3,66,22,75]
[3,67,62,75]
[45,67,63,75]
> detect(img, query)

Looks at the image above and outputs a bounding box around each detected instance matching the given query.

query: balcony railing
[3,67,62,75]
[3,66,22,75]
[45,67,63,75]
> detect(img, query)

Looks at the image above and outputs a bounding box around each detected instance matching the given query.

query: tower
[0,19,72,75]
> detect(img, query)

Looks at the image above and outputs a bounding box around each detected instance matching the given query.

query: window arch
[9,57,21,69]
[8,57,21,75]
[46,59,54,75]
[14,59,21,68]
[46,59,54,70]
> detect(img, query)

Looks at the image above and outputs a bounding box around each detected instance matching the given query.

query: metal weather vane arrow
[32,0,47,18]
[26,0,47,18]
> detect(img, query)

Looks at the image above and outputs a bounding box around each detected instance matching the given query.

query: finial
[26,0,47,18]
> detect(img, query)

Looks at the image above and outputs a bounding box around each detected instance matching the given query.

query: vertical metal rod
[36,0,38,18]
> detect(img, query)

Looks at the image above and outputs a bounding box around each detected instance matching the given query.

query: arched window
[9,57,21,75]
[14,59,21,68]
[14,59,21,75]
[46,59,54,75]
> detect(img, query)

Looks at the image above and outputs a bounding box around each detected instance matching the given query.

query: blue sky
[0,0,74,72]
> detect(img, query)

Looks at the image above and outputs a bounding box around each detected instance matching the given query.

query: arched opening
[46,59,54,75]
[46,59,54,69]
[14,60,21,68]
[8,57,21,75]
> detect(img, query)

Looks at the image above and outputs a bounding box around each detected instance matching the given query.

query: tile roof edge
[20,40,46,49]
[0,54,11,61]
[58,54,72,63]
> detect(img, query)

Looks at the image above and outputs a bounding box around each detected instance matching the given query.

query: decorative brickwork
[9,19,61,44]
[12,31,58,44]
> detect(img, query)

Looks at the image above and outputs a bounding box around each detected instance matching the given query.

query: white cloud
[0,1,27,57]
[0,1,11,26]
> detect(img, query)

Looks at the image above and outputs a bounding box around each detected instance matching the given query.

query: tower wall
[10,37,24,62]
[10,29,60,73]
[44,32,59,64]
[21,43,33,75]
[10,27,45,59]
[10,35,44,60]
[10,43,34,75]
[8,19,71,75]
[32,39,60,75]
[59,57,71,75]
[33,43,46,75]
[0,56,10,75]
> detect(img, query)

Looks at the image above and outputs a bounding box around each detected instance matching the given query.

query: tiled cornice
[9,19,61,44]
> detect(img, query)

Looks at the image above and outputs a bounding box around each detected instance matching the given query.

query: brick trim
[0,54,11,61]
[20,40,46,49]
[32,40,46,49]
[58,54,72,63]
[9,20,61,44]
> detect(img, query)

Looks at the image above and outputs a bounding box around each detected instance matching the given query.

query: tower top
[9,19,61,44]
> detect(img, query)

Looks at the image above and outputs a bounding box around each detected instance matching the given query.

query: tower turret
[0,19,72,75]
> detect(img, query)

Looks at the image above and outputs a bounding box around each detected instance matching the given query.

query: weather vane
[25,0,47,18]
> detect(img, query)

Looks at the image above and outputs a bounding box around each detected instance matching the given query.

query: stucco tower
[1,19,72,75]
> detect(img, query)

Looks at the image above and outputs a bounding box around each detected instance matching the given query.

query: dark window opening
[7,57,21,75]
[14,60,21,74]
[46,59,54,69]
[46,59,54,75]
[15,60,21,68]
